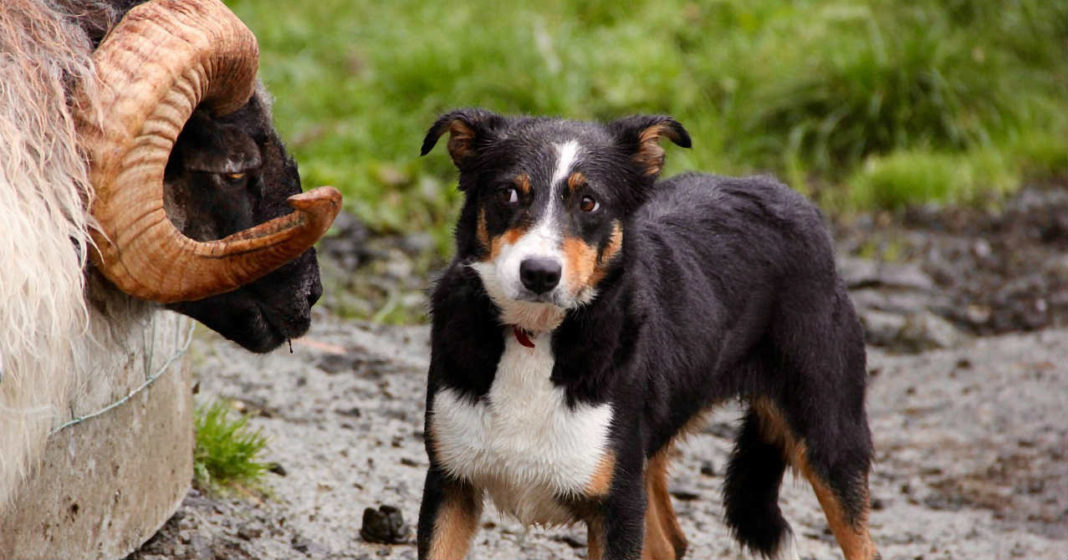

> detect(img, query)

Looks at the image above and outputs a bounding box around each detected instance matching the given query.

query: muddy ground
[130,185,1068,560]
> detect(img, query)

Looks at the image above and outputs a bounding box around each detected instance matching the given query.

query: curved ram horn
[77,0,341,303]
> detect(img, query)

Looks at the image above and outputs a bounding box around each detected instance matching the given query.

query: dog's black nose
[519,258,562,294]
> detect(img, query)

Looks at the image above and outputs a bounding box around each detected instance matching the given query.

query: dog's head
[422,109,690,331]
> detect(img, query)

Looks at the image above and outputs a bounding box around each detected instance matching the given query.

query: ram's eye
[497,186,519,206]
[579,195,599,213]
[222,172,247,184]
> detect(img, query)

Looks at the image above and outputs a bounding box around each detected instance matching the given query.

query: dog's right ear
[608,115,692,178]
[420,108,507,168]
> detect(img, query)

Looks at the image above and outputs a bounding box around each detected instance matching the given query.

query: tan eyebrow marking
[567,171,587,193]
[515,174,531,195]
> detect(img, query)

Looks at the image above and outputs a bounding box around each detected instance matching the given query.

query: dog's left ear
[609,115,692,177]
[421,108,507,169]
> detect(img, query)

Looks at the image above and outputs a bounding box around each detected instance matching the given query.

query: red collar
[512,326,536,348]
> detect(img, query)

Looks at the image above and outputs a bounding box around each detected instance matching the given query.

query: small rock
[321,210,372,270]
[837,257,934,291]
[291,536,308,553]
[383,255,414,280]
[860,309,965,352]
[669,486,701,501]
[337,406,363,418]
[899,312,966,351]
[291,534,326,555]
[837,256,880,289]
[555,534,586,548]
[190,534,212,560]
[878,262,935,291]
[859,309,907,347]
[400,232,435,254]
[236,522,262,540]
[317,353,356,374]
[965,304,992,325]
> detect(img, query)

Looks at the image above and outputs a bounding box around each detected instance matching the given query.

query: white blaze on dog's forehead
[550,140,581,188]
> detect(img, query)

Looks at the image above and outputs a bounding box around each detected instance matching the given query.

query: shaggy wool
[0,0,159,509]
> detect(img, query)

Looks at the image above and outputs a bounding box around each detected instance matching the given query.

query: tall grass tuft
[736,1,1065,174]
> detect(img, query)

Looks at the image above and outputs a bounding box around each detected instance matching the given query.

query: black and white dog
[417,109,877,560]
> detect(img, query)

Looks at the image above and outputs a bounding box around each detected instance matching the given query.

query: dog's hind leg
[723,407,799,559]
[752,397,878,560]
[643,448,689,559]
[759,278,878,559]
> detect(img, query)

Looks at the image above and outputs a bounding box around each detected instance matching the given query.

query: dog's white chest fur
[431,329,613,525]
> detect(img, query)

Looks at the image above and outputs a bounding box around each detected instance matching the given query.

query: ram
[0,0,340,546]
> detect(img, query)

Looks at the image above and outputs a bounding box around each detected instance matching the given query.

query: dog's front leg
[417,466,482,560]
[589,440,646,560]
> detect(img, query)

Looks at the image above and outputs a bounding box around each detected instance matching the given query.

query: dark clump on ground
[359,505,410,544]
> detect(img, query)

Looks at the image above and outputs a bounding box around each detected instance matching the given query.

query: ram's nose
[519,257,562,294]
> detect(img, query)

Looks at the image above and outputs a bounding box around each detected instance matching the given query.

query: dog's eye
[579,195,599,213]
[497,187,519,206]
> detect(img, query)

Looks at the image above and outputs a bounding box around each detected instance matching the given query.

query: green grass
[846,149,1016,211]
[193,400,269,494]
[226,0,1066,237]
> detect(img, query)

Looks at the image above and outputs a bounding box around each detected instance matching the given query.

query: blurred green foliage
[228,0,1066,241]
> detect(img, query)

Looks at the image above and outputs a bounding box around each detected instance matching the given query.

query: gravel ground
[130,316,1068,560]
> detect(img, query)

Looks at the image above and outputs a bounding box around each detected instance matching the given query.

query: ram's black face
[422,110,690,332]
[163,93,322,352]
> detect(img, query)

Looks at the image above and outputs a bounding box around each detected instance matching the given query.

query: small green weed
[193,400,269,494]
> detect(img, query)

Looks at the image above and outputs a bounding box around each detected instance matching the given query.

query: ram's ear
[420,108,507,168]
[609,115,691,177]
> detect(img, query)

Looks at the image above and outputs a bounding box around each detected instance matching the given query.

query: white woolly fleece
[0,0,161,509]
